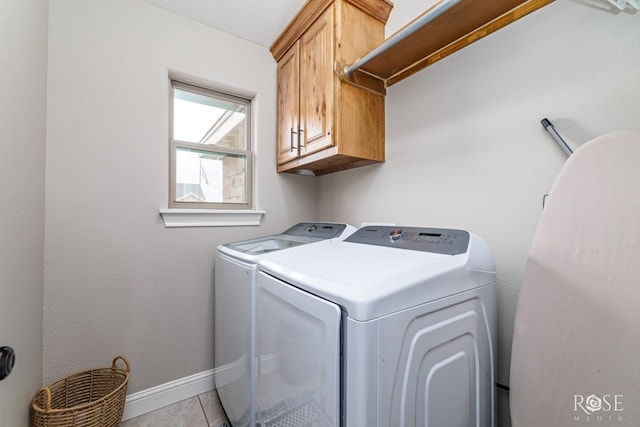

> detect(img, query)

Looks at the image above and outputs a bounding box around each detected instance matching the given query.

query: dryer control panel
[345,226,470,255]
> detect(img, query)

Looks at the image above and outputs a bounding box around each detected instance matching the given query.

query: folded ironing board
[510,130,640,426]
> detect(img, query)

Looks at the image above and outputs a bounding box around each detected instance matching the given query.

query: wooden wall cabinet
[270,0,393,176]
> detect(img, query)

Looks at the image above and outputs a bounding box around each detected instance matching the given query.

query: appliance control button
[389,229,403,241]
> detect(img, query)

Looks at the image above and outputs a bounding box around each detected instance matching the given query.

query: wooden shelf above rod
[339,0,555,94]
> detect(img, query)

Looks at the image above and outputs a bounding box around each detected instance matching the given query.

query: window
[170,79,252,209]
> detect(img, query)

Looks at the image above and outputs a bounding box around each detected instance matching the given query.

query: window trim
[158,208,265,228]
[168,78,253,210]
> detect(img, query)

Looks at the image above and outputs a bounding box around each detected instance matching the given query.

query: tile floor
[120,389,230,427]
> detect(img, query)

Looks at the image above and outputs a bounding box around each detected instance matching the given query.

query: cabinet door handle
[298,126,305,148]
[290,127,298,152]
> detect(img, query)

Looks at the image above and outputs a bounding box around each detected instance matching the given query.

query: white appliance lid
[224,235,312,255]
[218,222,354,258]
[258,226,495,321]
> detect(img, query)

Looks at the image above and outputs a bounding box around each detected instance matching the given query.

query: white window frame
[169,78,253,210]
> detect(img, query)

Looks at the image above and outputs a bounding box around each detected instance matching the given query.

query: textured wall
[317,1,640,425]
[0,0,47,424]
[37,0,640,424]
[44,0,317,394]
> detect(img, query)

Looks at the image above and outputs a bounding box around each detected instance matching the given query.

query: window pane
[173,88,247,150]
[175,146,247,204]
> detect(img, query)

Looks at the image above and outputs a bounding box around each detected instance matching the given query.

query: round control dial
[389,228,403,241]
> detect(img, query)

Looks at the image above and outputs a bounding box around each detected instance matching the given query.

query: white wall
[33,0,640,424]
[44,0,317,393]
[317,1,639,425]
[0,0,47,424]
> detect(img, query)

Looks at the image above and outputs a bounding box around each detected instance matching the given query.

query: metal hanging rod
[541,118,573,156]
[607,0,640,10]
[541,118,573,209]
[343,0,462,77]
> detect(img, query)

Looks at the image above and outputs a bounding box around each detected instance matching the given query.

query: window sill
[159,209,265,228]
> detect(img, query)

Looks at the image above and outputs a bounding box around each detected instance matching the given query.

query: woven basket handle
[35,386,53,413]
[112,355,130,373]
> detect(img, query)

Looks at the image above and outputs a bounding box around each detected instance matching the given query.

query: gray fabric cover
[510,130,640,426]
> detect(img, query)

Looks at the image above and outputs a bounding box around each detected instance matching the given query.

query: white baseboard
[121,353,280,422]
[258,352,280,375]
[122,369,215,421]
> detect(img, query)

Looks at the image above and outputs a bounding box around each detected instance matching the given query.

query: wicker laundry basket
[31,355,130,427]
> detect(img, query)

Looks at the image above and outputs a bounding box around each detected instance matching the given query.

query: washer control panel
[345,226,470,255]
[283,222,348,239]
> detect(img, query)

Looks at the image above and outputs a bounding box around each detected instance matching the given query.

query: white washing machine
[214,222,356,427]
[254,225,496,427]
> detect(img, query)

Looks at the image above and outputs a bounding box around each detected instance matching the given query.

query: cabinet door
[299,7,333,156]
[276,42,300,165]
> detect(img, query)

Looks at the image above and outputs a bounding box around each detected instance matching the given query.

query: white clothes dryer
[254,226,496,427]
[214,222,356,427]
